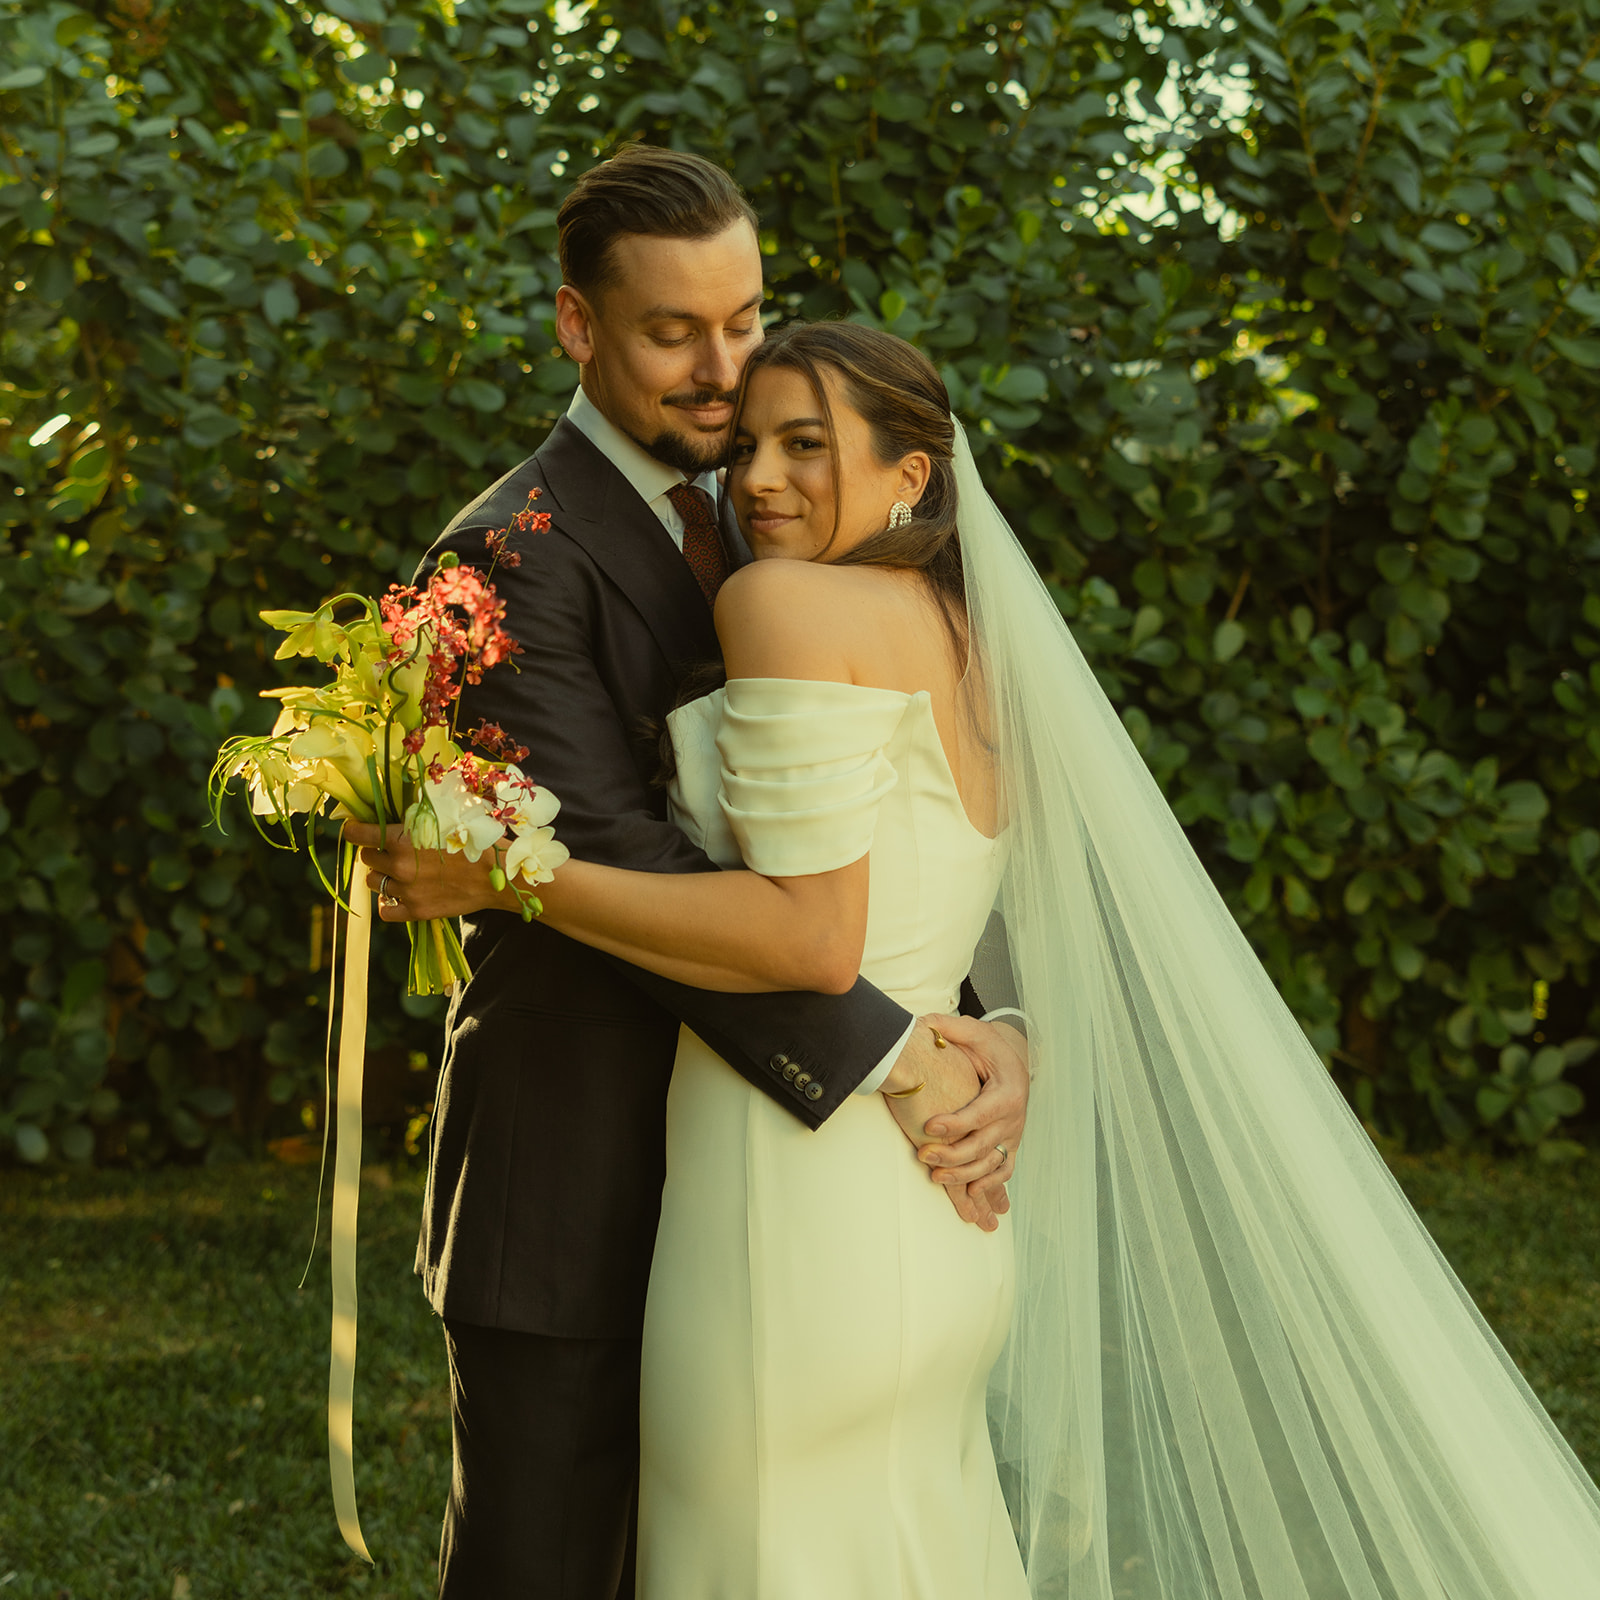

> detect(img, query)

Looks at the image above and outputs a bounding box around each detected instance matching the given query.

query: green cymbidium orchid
[262,605,347,663]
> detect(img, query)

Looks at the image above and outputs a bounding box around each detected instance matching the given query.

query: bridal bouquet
[210,495,568,995]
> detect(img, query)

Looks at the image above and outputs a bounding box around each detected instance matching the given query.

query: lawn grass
[1387,1148,1600,1474]
[1,1160,448,1599]
[2,1151,1598,1598]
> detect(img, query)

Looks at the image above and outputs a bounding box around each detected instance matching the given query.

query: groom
[391,145,1028,1598]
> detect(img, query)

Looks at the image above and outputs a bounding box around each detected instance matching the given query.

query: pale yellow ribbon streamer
[329,859,373,1563]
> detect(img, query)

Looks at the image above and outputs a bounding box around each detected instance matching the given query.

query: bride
[362,321,1600,1598]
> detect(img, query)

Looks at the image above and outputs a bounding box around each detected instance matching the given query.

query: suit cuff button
[768,1052,789,1073]
[782,1061,800,1081]
[804,1082,824,1101]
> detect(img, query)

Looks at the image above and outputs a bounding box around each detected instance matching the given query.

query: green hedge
[2,0,1598,1165]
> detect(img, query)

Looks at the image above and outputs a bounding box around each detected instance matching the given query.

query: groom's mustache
[662,387,739,413]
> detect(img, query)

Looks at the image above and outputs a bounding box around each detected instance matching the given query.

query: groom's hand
[917,1016,1029,1215]
[880,1021,1001,1230]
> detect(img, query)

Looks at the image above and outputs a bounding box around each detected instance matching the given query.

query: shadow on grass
[1,1161,449,1599]
[1389,1148,1600,1477]
[3,1150,1598,1597]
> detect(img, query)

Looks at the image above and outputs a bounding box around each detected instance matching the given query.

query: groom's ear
[555,284,597,366]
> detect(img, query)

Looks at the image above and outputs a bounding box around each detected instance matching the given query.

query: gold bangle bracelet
[884,1080,925,1099]
[886,1023,947,1097]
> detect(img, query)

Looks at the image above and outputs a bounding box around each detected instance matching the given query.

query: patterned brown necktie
[666,481,728,608]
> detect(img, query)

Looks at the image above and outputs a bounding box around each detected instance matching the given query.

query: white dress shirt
[566,387,720,551]
[565,385,913,1095]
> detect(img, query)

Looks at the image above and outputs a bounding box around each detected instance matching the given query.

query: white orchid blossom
[504,826,570,886]
[485,771,567,884]
[410,767,504,861]
[403,789,444,850]
[492,768,560,831]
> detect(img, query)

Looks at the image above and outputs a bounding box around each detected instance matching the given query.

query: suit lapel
[536,417,721,669]
[718,480,753,575]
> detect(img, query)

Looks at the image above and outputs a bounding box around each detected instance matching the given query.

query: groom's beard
[638,387,740,475]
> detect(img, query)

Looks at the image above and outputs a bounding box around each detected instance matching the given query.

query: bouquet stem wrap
[329,860,373,1564]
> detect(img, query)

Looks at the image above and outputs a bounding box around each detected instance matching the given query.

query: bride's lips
[746,509,797,535]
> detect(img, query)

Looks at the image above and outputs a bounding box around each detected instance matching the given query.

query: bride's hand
[342,821,509,922]
[917,1016,1028,1207]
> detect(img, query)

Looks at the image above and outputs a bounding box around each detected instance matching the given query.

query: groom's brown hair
[557,144,758,299]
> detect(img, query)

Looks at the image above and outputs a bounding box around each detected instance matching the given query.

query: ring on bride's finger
[378,874,394,902]
[995,1144,1008,1161]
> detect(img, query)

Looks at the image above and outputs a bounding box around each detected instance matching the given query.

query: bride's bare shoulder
[714,560,896,681]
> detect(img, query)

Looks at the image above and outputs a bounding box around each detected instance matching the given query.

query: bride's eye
[789,435,823,453]
[729,441,754,463]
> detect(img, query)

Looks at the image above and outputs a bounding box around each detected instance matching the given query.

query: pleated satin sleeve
[715,678,912,878]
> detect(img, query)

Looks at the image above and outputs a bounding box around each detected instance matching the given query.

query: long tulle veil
[954,420,1600,1598]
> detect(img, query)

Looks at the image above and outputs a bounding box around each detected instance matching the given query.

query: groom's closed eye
[656,325,758,345]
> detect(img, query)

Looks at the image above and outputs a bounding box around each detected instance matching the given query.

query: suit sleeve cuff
[854,1017,917,1096]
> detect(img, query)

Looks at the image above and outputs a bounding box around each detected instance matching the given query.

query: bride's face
[728,365,929,562]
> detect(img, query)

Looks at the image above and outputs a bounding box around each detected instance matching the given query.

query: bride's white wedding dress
[629,421,1600,1599]
[636,676,1029,1599]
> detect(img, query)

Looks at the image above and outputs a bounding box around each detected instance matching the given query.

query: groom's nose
[691,332,742,398]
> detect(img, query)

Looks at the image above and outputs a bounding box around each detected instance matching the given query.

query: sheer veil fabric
[954,422,1600,1599]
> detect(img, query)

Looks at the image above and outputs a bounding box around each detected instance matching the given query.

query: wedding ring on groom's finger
[995,1144,1008,1162]
[377,874,395,904]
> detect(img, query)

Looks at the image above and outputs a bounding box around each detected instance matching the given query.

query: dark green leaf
[451,378,505,413]
[13,1124,49,1163]
[1213,620,1246,663]
[130,283,183,320]
[1549,334,1600,370]
[990,366,1049,404]
[261,279,298,327]
[182,408,242,448]
[339,49,390,87]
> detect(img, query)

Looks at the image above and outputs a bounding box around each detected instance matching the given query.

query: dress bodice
[667,678,1004,1016]
[648,676,1026,1598]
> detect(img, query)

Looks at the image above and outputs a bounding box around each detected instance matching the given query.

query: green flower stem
[405,916,470,997]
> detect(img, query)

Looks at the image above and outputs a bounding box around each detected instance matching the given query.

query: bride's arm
[374,844,869,994]
[355,563,874,993]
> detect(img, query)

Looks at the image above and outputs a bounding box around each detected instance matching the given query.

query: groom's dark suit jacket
[414,417,915,1340]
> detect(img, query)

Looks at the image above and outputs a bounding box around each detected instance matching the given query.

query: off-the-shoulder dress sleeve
[715,678,912,878]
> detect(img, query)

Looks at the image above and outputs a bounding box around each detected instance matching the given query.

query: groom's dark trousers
[416,417,916,1597]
